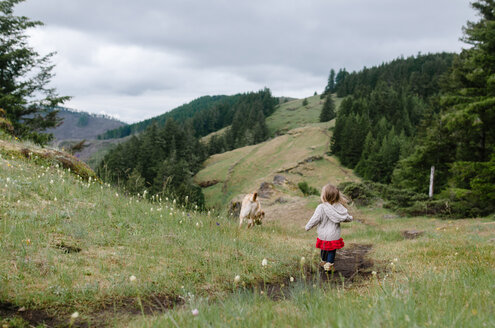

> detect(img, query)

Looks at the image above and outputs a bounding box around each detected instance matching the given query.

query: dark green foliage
[302,98,308,106]
[319,94,336,122]
[337,182,377,206]
[100,88,278,141]
[334,53,454,99]
[97,120,207,208]
[331,54,451,183]
[99,95,233,139]
[323,69,336,96]
[97,88,278,207]
[394,0,495,214]
[298,181,319,196]
[0,0,70,144]
[206,89,277,155]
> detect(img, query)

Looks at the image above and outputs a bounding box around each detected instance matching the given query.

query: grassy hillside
[1,136,494,327]
[266,94,342,136]
[195,123,358,209]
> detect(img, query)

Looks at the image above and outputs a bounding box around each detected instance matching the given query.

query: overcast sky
[16,0,476,123]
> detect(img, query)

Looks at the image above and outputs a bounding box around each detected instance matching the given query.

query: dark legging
[321,249,336,263]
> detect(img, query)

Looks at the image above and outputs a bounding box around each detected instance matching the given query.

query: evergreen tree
[0,0,69,144]
[323,69,336,95]
[319,94,336,122]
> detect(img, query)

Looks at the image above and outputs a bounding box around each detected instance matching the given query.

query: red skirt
[316,238,344,251]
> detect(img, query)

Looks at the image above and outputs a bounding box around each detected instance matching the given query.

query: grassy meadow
[1,95,494,328]
[266,94,342,136]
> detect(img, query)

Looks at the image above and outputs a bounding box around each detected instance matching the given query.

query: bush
[298,181,319,196]
[337,181,377,206]
[338,180,490,218]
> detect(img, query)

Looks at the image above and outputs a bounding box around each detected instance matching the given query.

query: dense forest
[329,0,494,216]
[330,53,455,183]
[97,89,278,206]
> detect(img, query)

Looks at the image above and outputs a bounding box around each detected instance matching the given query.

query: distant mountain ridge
[46,107,127,141]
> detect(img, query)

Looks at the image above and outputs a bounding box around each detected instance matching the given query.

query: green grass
[1,133,494,327]
[266,94,342,136]
[195,124,353,208]
[0,142,313,326]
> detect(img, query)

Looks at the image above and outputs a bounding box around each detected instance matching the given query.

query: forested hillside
[329,53,454,183]
[329,1,494,216]
[97,89,278,205]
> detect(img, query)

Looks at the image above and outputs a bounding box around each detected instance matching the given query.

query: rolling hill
[1,96,493,327]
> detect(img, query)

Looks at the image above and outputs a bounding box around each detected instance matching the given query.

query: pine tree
[323,69,336,95]
[320,94,336,122]
[440,0,495,162]
[0,0,69,144]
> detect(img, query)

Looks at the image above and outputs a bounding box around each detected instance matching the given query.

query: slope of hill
[46,107,127,141]
[195,93,346,211]
[2,128,493,328]
[266,94,342,136]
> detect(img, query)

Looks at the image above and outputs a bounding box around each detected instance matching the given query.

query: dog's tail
[252,192,258,201]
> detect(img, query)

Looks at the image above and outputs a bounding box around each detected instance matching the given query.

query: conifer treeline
[98,95,238,139]
[97,89,277,206]
[328,0,495,216]
[329,53,454,184]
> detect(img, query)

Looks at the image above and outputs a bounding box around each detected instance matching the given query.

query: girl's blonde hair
[320,184,340,204]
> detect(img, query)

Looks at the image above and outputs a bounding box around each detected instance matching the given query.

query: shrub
[298,181,319,196]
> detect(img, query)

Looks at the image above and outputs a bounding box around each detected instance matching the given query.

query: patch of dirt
[273,175,288,186]
[402,230,424,239]
[257,182,274,198]
[89,295,183,327]
[276,155,323,174]
[0,302,63,328]
[198,180,219,188]
[258,244,374,300]
[54,242,82,254]
[0,294,183,328]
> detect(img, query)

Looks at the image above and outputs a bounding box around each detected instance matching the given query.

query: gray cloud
[17,0,475,122]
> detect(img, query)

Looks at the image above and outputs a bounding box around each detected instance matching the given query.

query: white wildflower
[300,257,306,265]
[129,275,137,282]
[54,197,57,201]
[191,308,199,316]
[262,258,268,267]
[290,277,294,282]
[234,275,241,283]
[115,193,119,197]
[393,258,398,262]
[71,311,79,319]
[196,222,200,227]
[372,271,377,276]
[6,177,10,183]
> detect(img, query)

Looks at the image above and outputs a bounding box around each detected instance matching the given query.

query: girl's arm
[305,205,322,231]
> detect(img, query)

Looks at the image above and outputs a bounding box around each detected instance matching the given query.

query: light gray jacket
[305,203,353,241]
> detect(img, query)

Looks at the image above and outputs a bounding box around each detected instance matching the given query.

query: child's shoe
[323,262,335,272]
[319,261,327,268]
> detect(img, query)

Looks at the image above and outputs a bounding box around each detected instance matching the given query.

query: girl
[305,184,353,272]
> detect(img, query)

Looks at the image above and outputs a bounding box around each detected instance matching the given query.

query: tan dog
[239,192,265,228]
